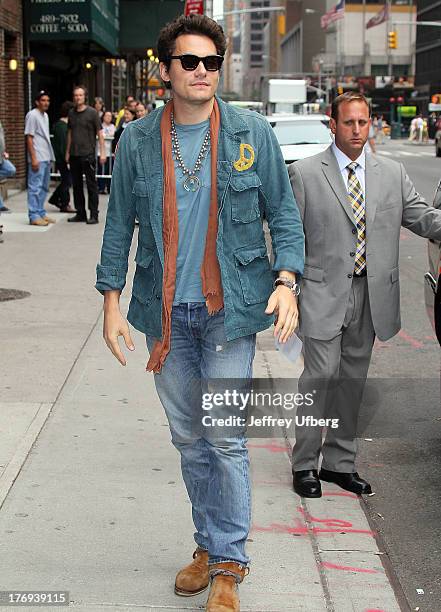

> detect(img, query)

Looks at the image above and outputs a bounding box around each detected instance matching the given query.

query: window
[270,120,332,146]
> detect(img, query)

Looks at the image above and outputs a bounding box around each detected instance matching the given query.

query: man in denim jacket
[96,15,303,612]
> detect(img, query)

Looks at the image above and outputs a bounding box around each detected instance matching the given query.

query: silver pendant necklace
[170,112,211,192]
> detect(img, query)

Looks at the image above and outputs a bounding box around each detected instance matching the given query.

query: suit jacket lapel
[365,153,380,233]
[321,147,356,226]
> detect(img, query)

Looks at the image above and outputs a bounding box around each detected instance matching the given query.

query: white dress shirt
[331,142,366,195]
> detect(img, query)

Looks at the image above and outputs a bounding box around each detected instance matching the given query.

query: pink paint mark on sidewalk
[247,442,287,453]
[425,335,437,342]
[398,329,423,349]
[320,561,379,574]
[252,522,374,536]
[298,506,353,528]
[252,507,375,537]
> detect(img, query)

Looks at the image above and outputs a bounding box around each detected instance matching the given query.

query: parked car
[266,114,332,164]
[424,179,441,345]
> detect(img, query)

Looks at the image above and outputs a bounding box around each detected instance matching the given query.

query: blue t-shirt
[173,119,211,305]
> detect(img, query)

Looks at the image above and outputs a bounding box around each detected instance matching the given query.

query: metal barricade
[49,135,115,179]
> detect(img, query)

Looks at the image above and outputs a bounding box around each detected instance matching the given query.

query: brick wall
[0,0,26,187]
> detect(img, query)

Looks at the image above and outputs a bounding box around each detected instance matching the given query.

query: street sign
[398,106,417,117]
[429,103,441,112]
[185,0,204,15]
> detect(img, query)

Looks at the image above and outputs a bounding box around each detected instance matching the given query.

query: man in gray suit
[289,91,441,497]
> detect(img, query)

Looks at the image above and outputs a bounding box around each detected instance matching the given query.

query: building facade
[280,0,326,75]
[240,0,271,98]
[323,0,416,78]
[415,0,441,111]
[0,0,26,185]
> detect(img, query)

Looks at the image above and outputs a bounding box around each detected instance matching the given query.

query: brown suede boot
[206,562,248,612]
[174,548,209,597]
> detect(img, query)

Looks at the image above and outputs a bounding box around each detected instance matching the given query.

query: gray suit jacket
[289,145,441,341]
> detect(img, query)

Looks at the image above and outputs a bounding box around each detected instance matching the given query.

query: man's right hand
[31,159,39,172]
[103,306,135,366]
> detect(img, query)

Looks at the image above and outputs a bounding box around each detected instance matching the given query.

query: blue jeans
[27,161,51,221]
[146,303,256,567]
[0,159,16,208]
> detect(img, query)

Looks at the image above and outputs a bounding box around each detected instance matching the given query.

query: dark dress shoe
[293,470,322,498]
[319,469,372,495]
[67,214,87,223]
[86,216,99,225]
[60,205,76,213]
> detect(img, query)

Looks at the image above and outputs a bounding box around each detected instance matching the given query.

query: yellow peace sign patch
[233,143,255,172]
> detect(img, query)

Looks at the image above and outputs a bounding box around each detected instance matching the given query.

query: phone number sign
[26,0,119,54]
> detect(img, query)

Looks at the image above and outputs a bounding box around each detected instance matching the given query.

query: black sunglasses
[169,54,224,72]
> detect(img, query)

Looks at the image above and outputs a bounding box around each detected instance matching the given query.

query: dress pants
[293,276,376,473]
[70,154,99,219]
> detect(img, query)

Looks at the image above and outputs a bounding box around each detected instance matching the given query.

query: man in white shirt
[24,90,55,226]
[289,92,441,498]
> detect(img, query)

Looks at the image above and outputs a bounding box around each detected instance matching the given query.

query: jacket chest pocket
[132,177,150,224]
[132,244,156,305]
[229,172,261,224]
[234,244,273,305]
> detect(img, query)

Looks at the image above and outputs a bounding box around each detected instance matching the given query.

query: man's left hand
[265,286,298,343]
[99,155,106,167]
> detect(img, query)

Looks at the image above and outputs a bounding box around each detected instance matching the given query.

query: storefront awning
[26,0,119,56]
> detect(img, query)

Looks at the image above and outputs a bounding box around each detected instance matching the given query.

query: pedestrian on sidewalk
[97,110,115,195]
[135,101,148,119]
[93,96,105,120]
[96,14,304,612]
[0,119,16,213]
[115,95,134,128]
[24,90,56,227]
[111,107,135,154]
[66,85,106,224]
[376,114,384,144]
[289,91,441,499]
[48,101,75,213]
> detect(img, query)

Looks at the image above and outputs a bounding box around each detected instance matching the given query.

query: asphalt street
[360,139,441,612]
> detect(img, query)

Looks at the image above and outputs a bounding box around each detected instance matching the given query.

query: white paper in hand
[274,332,303,363]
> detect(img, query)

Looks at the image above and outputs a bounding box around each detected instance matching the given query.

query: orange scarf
[146,99,224,373]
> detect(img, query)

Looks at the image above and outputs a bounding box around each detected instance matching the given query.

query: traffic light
[432,94,441,104]
[278,14,286,36]
[388,31,397,49]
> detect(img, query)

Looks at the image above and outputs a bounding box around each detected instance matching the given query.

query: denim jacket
[95,96,304,341]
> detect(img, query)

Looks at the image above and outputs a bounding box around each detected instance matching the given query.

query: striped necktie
[347,162,366,275]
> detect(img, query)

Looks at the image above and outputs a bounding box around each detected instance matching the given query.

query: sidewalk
[0,190,404,611]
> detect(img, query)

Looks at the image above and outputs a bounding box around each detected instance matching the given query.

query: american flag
[366,4,389,29]
[321,0,345,30]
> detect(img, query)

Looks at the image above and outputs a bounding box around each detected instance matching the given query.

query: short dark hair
[60,100,74,117]
[157,14,226,68]
[331,92,371,121]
